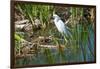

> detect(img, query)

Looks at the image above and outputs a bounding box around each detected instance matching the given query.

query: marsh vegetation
[14,2,95,67]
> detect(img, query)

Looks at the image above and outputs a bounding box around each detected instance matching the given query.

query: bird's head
[53,14,60,20]
[50,13,61,22]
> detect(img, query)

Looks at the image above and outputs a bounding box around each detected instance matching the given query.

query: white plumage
[53,14,72,38]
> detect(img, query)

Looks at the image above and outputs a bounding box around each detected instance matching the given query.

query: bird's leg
[60,33,67,45]
[62,33,72,47]
[61,36,65,44]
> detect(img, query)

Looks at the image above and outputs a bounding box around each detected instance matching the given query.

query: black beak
[50,16,54,24]
[50,16,54,20]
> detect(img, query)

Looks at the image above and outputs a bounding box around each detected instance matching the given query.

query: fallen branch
[39,44,65,49]
[15,19,29,25]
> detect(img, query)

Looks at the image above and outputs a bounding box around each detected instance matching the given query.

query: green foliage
[16,3,53,28]
[44,48,55,64]
[15,3,95,66]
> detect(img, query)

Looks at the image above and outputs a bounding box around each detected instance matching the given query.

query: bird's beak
[50,16,54,24]
[50,16,54,20]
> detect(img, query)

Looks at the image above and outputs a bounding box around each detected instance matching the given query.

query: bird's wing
[56,19,66,33]
[58,20,72,38]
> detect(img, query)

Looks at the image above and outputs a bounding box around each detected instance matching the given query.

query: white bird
[52,13,72,38]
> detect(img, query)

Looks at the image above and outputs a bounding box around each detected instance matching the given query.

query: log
[39,44,65,49]
[15,19,29,25]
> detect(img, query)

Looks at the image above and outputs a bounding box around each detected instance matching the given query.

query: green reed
[15,3,95,66]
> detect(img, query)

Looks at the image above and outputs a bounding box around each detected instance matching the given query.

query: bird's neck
[54,18,60,23]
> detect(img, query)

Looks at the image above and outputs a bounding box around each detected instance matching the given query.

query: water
[16,23,95,66]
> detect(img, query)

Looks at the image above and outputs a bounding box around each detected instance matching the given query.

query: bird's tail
[65,27,73,39]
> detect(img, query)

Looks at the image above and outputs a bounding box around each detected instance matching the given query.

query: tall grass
[15,3,95,66]
[16,3,53,29]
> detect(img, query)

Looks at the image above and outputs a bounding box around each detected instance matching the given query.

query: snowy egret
[52,13,72,38]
